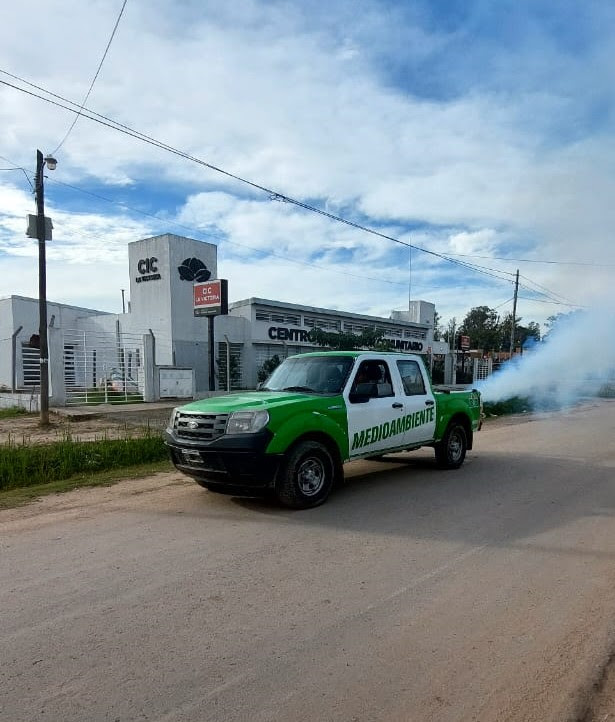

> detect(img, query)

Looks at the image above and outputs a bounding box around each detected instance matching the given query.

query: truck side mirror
[349,392,370,404]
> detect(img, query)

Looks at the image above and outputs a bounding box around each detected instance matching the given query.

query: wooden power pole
[509,269,519,358]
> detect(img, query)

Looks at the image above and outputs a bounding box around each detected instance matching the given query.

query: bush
[257,354,282,383]
[483,396,532,416]
[0,432,168,491]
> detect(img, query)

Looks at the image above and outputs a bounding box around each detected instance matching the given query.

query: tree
[523,321,541,346]
[459,306,500,352]
[442,317,457,346]
[544,311,581,338]
[499,314,541,353]
[257,354,282,383]
[308,327,393,351]
[433,310,442,341]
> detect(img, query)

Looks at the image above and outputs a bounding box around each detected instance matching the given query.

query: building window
[304,317,340,331]
[256,311,301,325]
[342,322,370,334]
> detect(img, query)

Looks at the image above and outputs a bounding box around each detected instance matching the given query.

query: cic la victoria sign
[193,279,228,317]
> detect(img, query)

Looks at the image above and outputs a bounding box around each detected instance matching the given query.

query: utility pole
[509,268,519,358]
[35,151,50,425]
[32,150,57,425]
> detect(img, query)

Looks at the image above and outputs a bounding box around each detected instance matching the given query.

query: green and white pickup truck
[164,351,482,508]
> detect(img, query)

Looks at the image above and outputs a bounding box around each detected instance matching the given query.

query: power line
[1,159,514,292]
[2,69,585,311]
[518,273,577,307]
[7,170,415,289]
[518,296,585,307]
[43,177,518,290]
[0,69,518,288]
[493,297,514,310]
[445,251,615,268]
[0,154,34,191]
[51,0,128,155]
[43,177,410,287]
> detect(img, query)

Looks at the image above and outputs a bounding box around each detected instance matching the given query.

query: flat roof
[229,297,430,329]
[0,294,112,316]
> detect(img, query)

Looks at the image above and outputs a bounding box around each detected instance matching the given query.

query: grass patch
[0,432,169,491]
[483,396,533,416]
[0,459,173,509]
[0,406,31,419]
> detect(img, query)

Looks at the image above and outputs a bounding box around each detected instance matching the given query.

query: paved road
[2,402,615,722]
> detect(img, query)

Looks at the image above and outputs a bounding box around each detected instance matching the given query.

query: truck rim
[297,456,326,497]
[449,429,463,462]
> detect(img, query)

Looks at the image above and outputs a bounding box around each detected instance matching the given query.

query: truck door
[346,359,407,457]
[395,358,436,445]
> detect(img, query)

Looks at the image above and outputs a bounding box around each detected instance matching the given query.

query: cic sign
[193,279,228,317]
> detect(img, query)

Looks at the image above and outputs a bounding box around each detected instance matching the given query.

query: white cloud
[0,0,614,332]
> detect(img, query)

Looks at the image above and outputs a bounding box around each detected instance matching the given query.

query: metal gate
[216,342,243,390]
[63,329,145,405]
[473,357,493,383]
[21,345,41,388]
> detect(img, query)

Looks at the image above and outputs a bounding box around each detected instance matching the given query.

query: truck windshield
[263,356,353,395]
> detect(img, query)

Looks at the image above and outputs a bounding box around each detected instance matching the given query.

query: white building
[0,234,448,406]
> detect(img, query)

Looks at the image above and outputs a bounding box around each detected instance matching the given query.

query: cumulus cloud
[0,0,614,330]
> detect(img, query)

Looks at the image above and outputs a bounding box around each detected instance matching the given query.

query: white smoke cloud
[477,305,615,407]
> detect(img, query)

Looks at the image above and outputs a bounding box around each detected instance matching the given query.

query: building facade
[0,234,448,405]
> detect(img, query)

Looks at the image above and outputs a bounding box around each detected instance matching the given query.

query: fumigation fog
[477,308,615,407]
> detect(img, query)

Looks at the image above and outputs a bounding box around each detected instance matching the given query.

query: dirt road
[2,402,615,721]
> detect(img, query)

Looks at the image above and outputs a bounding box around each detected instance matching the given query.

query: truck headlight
[226,410,269,434]
[168,408,178,429]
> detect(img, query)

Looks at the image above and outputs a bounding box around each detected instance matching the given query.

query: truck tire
[435,422,467,469]
[275,440,334,509]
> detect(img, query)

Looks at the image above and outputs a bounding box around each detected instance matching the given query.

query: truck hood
[176,391,337,414]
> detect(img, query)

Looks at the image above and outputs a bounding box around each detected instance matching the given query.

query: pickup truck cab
[164,351,482,508]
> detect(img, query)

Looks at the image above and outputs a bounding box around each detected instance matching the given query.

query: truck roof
[289,350,422,359]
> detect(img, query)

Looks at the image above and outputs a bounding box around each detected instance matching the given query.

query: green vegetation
[308,327,392,351]
[483,397,533,416]
[0,432,168,491]
[0,460,173,509]
[444,306,542,353]
[0,406,30,419]
[257,354,282,383]
[598,383,615,398]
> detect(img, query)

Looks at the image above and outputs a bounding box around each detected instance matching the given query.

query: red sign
[460,335,471,351]
[194,280,226,316]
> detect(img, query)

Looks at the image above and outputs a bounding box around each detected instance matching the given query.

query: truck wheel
[275,441,334,509]
[435,422,467,469]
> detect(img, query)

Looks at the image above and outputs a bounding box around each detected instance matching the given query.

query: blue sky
[1,0,614,330]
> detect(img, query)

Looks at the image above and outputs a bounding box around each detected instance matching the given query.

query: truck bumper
[163,429,282,490]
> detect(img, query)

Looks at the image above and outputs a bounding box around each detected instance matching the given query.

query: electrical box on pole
[26,214,53,240]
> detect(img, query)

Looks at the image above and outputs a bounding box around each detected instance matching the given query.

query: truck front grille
[173,412,229,441]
